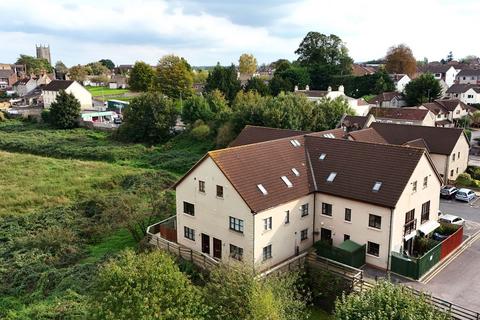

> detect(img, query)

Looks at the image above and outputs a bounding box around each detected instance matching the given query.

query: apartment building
[174,127,442,271]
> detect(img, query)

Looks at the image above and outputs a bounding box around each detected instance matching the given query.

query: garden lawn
[85,86,130,97]
[0,150,147,216]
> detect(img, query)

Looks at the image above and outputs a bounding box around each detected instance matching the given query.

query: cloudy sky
[0,0,478,67]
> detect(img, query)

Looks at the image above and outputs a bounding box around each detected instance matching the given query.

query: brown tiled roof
[352,64,376,76]
[306,137,426,208]
[370,122,465,155]
[402,138,430,152]
[175,126,440,212]
[44,80,74,91]
[367,92,403,104]
[421,99,467,114]
[425,65,453,74]
[307,128,347,139]
[348,128,388,144]
[368,107,430,121]
[342,115,369,129]
[210,136,311,212]
[229,125,309,147]
[457,69,480,77]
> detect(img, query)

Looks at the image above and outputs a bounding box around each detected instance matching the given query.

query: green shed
[315,240,366,268]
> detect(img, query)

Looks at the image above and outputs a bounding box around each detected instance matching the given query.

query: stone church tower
[36,45,51,64]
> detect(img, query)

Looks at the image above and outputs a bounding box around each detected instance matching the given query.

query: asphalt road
[412,235,480,312]
[440,198,480,236]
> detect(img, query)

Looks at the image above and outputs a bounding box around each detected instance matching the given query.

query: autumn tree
[156,54,194,99]
[238,53,257,76]
[48,90,81,129]
[68,65,88,82]
[86,61,109,75]
[404,73,442,106]
[385,44,417,76]
[205,64,241,102]
[129,61,155,92]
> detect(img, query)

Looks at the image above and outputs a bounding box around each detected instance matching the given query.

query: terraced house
[174,126,442,271]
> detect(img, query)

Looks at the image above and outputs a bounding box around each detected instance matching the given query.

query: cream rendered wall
[314,194,392,269]
[253,195,314,271]
[175,157,255,265]
[446,135,470,181]
[44,82,93,110]
[390,154,441,255]
[430,153,448,182]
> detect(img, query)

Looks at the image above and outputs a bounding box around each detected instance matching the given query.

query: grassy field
[0,119,211,319]
[0,120,213,175]
[0,151,147,216]
[85,86,130,97]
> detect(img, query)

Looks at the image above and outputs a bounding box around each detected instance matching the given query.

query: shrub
[456,173,473,187]
[40,110,50,123]
[191,123,211,140]
[335,281,450,320]
[216,122,236,148]
[48,90,81,129]
[464,129,472,142]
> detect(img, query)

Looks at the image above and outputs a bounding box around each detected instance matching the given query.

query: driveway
[440,198,480,235]
[411,236,480,312]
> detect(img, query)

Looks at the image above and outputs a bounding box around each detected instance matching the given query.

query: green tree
[156,54,194,99]
[68,65,88,82]
[193,69,209,84]
[16,54,53,74]
[99,59,115,70]
[54,60,68,74]
[245,77,270,96]
[238,53,257,76]
[48,90,81,129]
[269,75,293,96]
[312,96,355,131]
[204,265,309,320]
[91,250,208,320]
[404,73,442,106]
[270,59,291,73]
[385,44,417,77]
[264,92,314,130]
[86,62,109,76]
[117,92,178,143]
[231,90,269,132]
[129,61,155,92]
[182,94,214,126]
[335,281,450,320]
[295,32,353,85]
[205,64,241,102]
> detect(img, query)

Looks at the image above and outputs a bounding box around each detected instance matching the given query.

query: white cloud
[0,0,479,65]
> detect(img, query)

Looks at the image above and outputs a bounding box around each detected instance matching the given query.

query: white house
[43,80,93,110]
[13,78,37,97]
[445,84,480,105]
[419,99,476,127]
[367,92,407,108]
[173,126,442,271]
[425,65,459,87]
[390,74,411,92]
[295,85,372,116]
[455,69,480,85]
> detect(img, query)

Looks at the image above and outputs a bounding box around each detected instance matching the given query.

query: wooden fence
[441,226,464,259]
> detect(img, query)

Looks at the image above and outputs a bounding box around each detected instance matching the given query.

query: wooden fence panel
[440,226,464,260]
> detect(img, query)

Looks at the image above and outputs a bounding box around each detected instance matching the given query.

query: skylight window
[323,133,335,138]
[290,139,301,147]
[257,184,268,195]
[373,181,382,192]
[319,153,326,160]
[281,176,293,188]
[326,172,337,182]
[291,168,300,176]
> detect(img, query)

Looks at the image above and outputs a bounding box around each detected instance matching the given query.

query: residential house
[390,74,410,93]
[109,74,128,89]
[43,80,93,110]
[455,69,480,85]
[367,92,407,108]
[350,123,469,183]
[338,114,375,131]
[425,65,458,87]
[295,85,372,116]
[445,84,480,105]
[0,69,17,89]
[419,99,476,127]
[352,64,376,76]
[13,78,38,97]
[174,127,441,270]
[368,107,435,126]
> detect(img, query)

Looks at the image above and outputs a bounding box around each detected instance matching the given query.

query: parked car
[455,188,476,202]
[432,232,449,241]
[440,185,458,199]
[439,214,465,226]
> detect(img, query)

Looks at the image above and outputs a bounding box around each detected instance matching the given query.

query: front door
[213,238,222,259]
[201,234,210,254]
[320,228,332,244]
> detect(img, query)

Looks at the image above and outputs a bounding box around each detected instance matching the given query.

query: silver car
[455,188,476,202]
